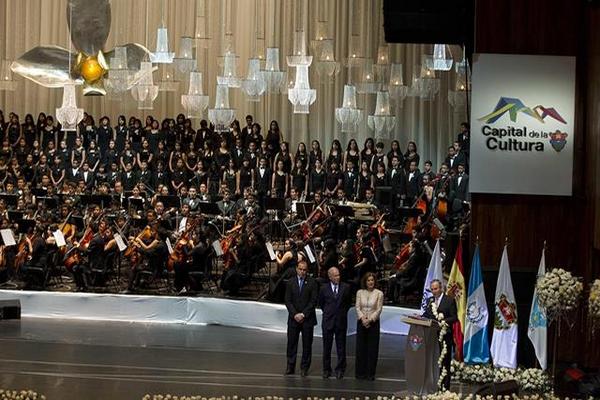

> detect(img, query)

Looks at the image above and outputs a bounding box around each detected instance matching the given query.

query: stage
[0,318,407,399]
[0,290,415,336]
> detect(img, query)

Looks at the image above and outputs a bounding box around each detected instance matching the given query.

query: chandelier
[0,60,17,91]
[375,45,390,82]
[104,47,131,97]
[174,37,196,74]
[242,58,267,101]
[287,31,312,67]
[261,47,286,93]
[131,61,159,110]
[157,64,179,92]
[56,83,84,131]
[408,59,440,100]
[208,84,236,132]
[344,34,363,67]
[288,64,316,114]
[314,40,340,82]
[367,91,396,139]
[335,84,363,133]
[448,50,470,108]
[181,71,209,119]
[150,27,175,64]
[356,59,380,94]
[425,44,453,71]
[387,63,408,103]
[217,51,242,88]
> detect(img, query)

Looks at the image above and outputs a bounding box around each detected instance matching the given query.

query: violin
[125,225,157,269]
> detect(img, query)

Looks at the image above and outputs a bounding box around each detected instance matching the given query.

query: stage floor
[0,318,406,399]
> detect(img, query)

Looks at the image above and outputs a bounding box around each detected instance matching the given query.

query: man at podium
[423,279,458,390]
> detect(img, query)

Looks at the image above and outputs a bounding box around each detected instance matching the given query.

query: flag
[463,245,490,364]
[447,240,467,361]
[490,245,518,369]
[527,247,547,369]
[420,240,444,312]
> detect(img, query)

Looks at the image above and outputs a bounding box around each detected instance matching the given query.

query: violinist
[59,205,77,244]
[21,225,47,289]
[221,232,263,296]
[126,216,168,292]
[173,219,199,294]
[387,236,424,304]
[71,221,104,291]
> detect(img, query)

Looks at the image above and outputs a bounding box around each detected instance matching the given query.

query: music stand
[7,211,24,222]
[295,201,314,219]
[331,204,354,217]
[0,194,18,207]
[31,188,48,198]
[198,202,221,216]
[265,197,285,211]
[39,196,58,209]
[17,219,36,234]
[375,186,392,207]
[92,195,113,208]
[157,195,181,209]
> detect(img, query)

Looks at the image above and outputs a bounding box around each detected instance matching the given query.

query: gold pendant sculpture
[11,0,152,96]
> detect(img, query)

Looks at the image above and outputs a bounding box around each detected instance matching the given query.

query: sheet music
[52,230,66,248]
[265,242,276,261]
[0,229,16,246]
[113,233,127,252]
[212,240,224,256]
[304,244,316,263]
[166,237,174,254]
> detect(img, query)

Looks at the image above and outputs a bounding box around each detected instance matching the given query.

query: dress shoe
[322,371,331,379]
[301,369,309,377]
[284,367,295,375]
[336,371,344,380]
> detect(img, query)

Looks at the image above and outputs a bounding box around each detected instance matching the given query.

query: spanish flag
[447,240,467,361]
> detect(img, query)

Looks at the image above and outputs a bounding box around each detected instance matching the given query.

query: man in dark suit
[449,163,469,216]
[254,157,272,206]
[444,145,466,173]
[406,160,422,205]
[457,122,470,159]
[423,279,458,390]
[387,155,407,209]
[342,161,357,200]
[121,162,138,192]
[284,259,318,377]
[319,266,352,379]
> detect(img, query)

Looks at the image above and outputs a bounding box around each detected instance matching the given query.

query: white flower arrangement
[431,301,449,391]
[588,279,600,330]
[451,360,551,393]
[142,393,562,400]
[536,268,583,322]
[0,389,45,400]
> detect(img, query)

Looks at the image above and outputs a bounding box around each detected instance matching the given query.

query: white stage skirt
[0,290,415,336]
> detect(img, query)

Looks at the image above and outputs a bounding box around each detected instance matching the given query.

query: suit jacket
[121,171,138,191]
[217,199,236,217]
[285,275,318,327]
[406,169,422,199]
[387,167,407,197]
[444,152,467,172]
[319,281,352,331]
[423,294,458,339]
[255,167,272,193]
[450,173,469,203]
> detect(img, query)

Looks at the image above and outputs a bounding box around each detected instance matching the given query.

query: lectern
[402,316,440,395]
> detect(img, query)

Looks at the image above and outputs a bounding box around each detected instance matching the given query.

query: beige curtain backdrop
[0,0,467,168]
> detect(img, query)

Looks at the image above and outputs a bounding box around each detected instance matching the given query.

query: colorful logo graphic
[494,294,518,330]
[408,334,424,351]
[479,97,567,124]
[466,301,487,328]
[549,130,568,152]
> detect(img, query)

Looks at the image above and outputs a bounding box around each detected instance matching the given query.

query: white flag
[420,240,444,312]
[527,248,547,369]
[491,245,518,369]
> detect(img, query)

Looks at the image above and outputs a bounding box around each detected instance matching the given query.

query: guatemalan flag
[490,245,518,369]
[447,240,466,361]
[463,245,490,364]
[420,240,444,313]
[527,247,547,369]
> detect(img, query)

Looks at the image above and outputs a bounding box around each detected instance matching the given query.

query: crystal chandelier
[408,59,440,100]
[104,47,131,97]
[449,51,470,108]
[344,35,363,67]
[314,40,340,82]
[0,60,17,91]
[217,51,242,88]
[387,63,408,103]
[375,45,390,82]
[288,64,316,114]
[174,37,196,74]
[131,62,159,110]
[157,64,179,92]
[287,31,313,67]
[242,58,266,101]
[425,44,453,71]
[335,85,363,133]
[261,48,286,93]
[56,83,84,131]
[367,91,396,139]
[208,84,236,132]
[356,59,380,94]
[149,27,175,64]
[181,71,209,119]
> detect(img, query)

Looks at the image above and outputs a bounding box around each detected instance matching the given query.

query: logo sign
[470,54,575,196]
[408,334,424,351]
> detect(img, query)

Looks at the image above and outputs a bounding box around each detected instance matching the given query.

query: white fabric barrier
[0,290,415,335]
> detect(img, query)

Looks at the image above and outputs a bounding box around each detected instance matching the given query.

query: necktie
[334,284,338,296]
[299,278,304,292]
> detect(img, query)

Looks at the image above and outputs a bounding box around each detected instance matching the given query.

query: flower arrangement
[536,268,583,322]
[451,361,551,393]
[0,389,45,400]
[142,394,561,400]
[431,301,449,391]
[588,279,600,330]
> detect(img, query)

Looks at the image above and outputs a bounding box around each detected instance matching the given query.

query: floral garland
[0,389,45,400]
[431,301,449,391]
[588,279,600,331]
[536,268,583,323]
[450,360,551,393]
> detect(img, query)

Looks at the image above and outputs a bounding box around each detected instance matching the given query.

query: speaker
[0,299,21,320]
[474,380,520,396]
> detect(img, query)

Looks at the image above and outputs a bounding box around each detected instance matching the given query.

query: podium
[402,316,440,395]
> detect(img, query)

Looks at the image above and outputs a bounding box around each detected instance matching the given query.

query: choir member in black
[21,225,48,289]
[357,161,374,201]
[222,159,237,195]
[388,155,407,209]
[422,160,435,182]
[290,158,308,197]
[342,160,357,200]
[121,162,137,191]
[457,121,470,159]
[255,157,272,204]
[22,114,36,148]
[373,162,388,189]
[86,140,101,171]
[215,139,231,174]
[308,158,326,198]
[236,157,254,196]
[265,120,282,154]
[324,160,342,198]
[361,138,375,171]
[231,137,245,168]
[190,159,210,190]
[114,115,128,153]
[7,113,21,148]
[81,114,97,148]
[326,139,343,169]
[387,140,403,169]
[272,159,288,199]
[406,160,422,205]
[444,144,465,173]
[35,112,46,139]
[243,115,254,139]
[273,141,293,174]
[344,139,360,173]
[309,140,323,170]
[247,123,263,148]
[294,142,309,169]
[404,141,420,172]
[97,116,112,154]
[246,140,259,169]
[170,158,188,194]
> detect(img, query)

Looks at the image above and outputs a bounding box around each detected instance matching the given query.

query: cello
[166,217,200,272]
